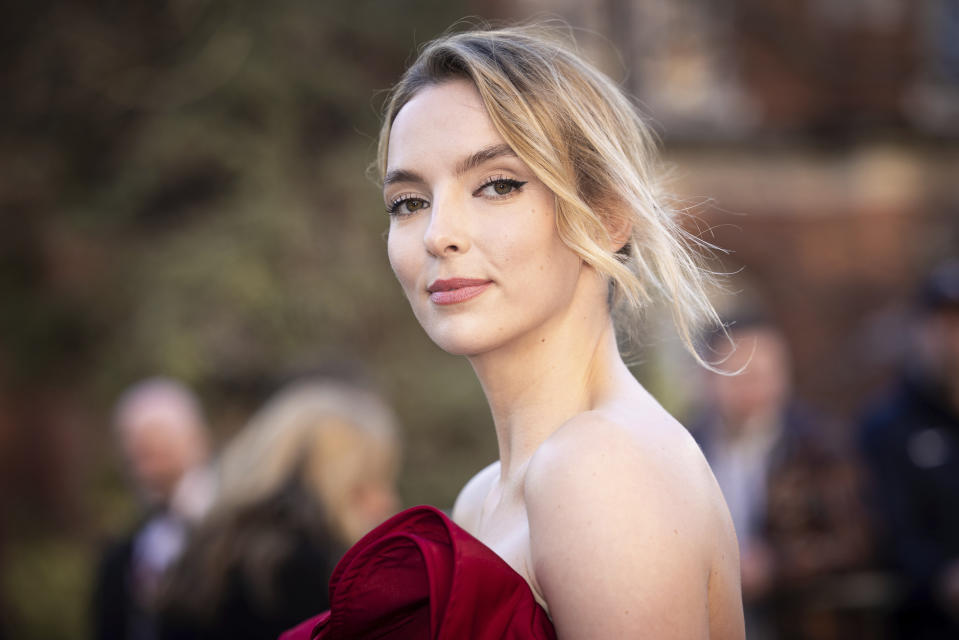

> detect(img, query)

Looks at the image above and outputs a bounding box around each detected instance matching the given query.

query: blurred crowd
[688,261,959,640]
[89,262,959,640]
[92,373,401,640]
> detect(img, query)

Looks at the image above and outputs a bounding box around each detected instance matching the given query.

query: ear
[604,211,632,253]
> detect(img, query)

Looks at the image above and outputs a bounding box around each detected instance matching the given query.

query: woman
[159,377,400,640]
[286,24,744,639]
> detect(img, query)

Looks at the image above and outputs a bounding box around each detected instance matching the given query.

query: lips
[426,278,492,305]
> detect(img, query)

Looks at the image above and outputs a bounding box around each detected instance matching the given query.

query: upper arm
[525,417,721,639]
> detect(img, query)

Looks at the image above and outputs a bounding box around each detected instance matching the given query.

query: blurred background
[2,0,958,638]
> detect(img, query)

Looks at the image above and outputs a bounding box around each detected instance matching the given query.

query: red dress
[279,505,556,639]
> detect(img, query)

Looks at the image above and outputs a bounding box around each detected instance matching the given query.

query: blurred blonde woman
[159,378,400,640]
[283,23,744,640]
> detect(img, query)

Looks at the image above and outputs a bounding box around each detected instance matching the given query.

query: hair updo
[377,24,722,363]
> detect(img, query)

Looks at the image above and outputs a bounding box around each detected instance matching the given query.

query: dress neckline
[283,503,557,639]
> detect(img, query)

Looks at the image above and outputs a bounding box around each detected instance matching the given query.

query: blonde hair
[377,24,722,362]
[214,379,400,544]
[159,379,400,620]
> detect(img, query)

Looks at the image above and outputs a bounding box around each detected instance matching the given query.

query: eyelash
[474,176,527,199]
[385,177,528,217]
[386,193,427,216]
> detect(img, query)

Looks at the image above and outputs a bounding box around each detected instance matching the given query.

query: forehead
[727,328,788,366]
[119,403,199,448]
[387,80,505,169]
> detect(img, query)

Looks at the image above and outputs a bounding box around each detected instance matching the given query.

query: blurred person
[859,261,959,639]
[283,24,744,640]
[157,376,401,640]
[691,318,870,639]
[92,377,214,640]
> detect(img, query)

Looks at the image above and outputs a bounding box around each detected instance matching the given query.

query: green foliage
[2,536,92,640]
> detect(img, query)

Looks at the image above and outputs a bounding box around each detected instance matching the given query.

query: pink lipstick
[427,278,492,305]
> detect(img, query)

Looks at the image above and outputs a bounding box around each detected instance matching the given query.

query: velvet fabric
[279,505,556,639]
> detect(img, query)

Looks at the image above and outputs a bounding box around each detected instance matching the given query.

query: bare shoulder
[451,460,499,535]
[525,409,744,639]
[525,409,720,528]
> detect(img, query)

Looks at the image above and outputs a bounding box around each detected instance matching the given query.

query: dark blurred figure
[859,261,959,639]
[691,318,871,640]
[157,377,401,640]
[92,378,215,640]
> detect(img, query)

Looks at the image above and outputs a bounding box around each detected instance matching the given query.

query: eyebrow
[383,143,518,188]
[454,143,517,176]
[382,168,424,188]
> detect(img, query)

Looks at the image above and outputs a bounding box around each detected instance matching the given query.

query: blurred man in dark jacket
[860,261,959,639]
[693,317,870,640]
[92,378,214,640]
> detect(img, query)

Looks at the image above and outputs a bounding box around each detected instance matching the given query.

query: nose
[423,192,470,257]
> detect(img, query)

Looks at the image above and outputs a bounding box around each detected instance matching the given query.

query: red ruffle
[279,505,556,639]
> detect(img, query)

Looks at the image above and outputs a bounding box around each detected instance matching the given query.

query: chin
[407,305,485,356]
[415,315,504,357]
[424,329,492,357]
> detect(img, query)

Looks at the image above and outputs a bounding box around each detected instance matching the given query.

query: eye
[475,177,527,199]
[387,196,430,217]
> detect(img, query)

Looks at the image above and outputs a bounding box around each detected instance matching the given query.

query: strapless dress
[279,505,556,639]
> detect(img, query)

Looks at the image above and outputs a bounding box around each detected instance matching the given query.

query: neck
[467,289,633,481]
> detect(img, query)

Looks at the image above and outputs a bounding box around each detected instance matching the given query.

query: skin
[118,400,208,507]
[385,79,744,639]
[710,328,791,435]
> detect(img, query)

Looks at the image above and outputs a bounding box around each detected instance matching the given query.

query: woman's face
[384,80,587,356]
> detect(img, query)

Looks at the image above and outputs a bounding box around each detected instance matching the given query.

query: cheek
[387,229,419,289]
[534,231,583,281]
[491,209,567,269]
